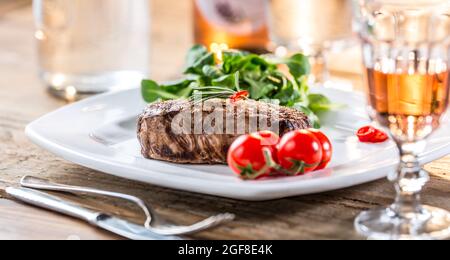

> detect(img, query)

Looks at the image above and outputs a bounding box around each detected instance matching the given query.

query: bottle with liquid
[193,0,269,53]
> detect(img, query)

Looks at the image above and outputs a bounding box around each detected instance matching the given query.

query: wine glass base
[355,205,450,240]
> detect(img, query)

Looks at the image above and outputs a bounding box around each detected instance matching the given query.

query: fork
[20,176,235,236]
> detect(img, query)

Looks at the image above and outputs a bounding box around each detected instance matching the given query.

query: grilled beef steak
[137,99,311,164]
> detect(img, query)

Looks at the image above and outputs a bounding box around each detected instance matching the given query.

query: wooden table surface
[1,1,450,240]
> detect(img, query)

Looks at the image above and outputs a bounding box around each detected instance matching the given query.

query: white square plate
[26,87,450,201]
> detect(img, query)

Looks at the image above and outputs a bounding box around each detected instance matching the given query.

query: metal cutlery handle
[6,187,101,224]
[20,176,236,236]
[21,175,154,228]
[6,187,183,240]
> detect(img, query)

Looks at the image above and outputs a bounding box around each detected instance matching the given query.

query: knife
[5,187,183,240]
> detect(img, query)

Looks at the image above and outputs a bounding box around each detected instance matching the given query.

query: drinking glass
[353,0,450,240]
[265,0,354,83]
[33,0,150,100]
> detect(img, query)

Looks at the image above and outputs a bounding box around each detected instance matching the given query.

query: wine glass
[353,0,450,240]
[33,0,150,100]
[265,0,355,84]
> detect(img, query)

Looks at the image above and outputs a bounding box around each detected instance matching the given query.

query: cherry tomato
[308,129,333,170]
[227,131,279,180]
[230,90,249,103]
[357,126,388,143]
[277,130,323,175]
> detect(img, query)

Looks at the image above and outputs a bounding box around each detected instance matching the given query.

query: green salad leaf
[141,45,339,128]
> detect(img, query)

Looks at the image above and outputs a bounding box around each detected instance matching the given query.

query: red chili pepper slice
[357,126,388,143]
[230,90,249,103]
[372,129,389,143]
[357,126,376,142]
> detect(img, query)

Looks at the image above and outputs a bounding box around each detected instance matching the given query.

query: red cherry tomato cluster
[357,126,389,143]
[227,130,333,180]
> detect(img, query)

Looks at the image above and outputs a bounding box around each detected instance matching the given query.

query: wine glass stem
[389,144,430,217]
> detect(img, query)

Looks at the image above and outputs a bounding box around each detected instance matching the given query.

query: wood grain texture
[0,1,449,240]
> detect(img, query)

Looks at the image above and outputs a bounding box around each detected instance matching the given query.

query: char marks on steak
[137,99,311,164]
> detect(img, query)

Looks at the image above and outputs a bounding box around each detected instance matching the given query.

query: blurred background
[0,0,193,84]
[0,0,361,103]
